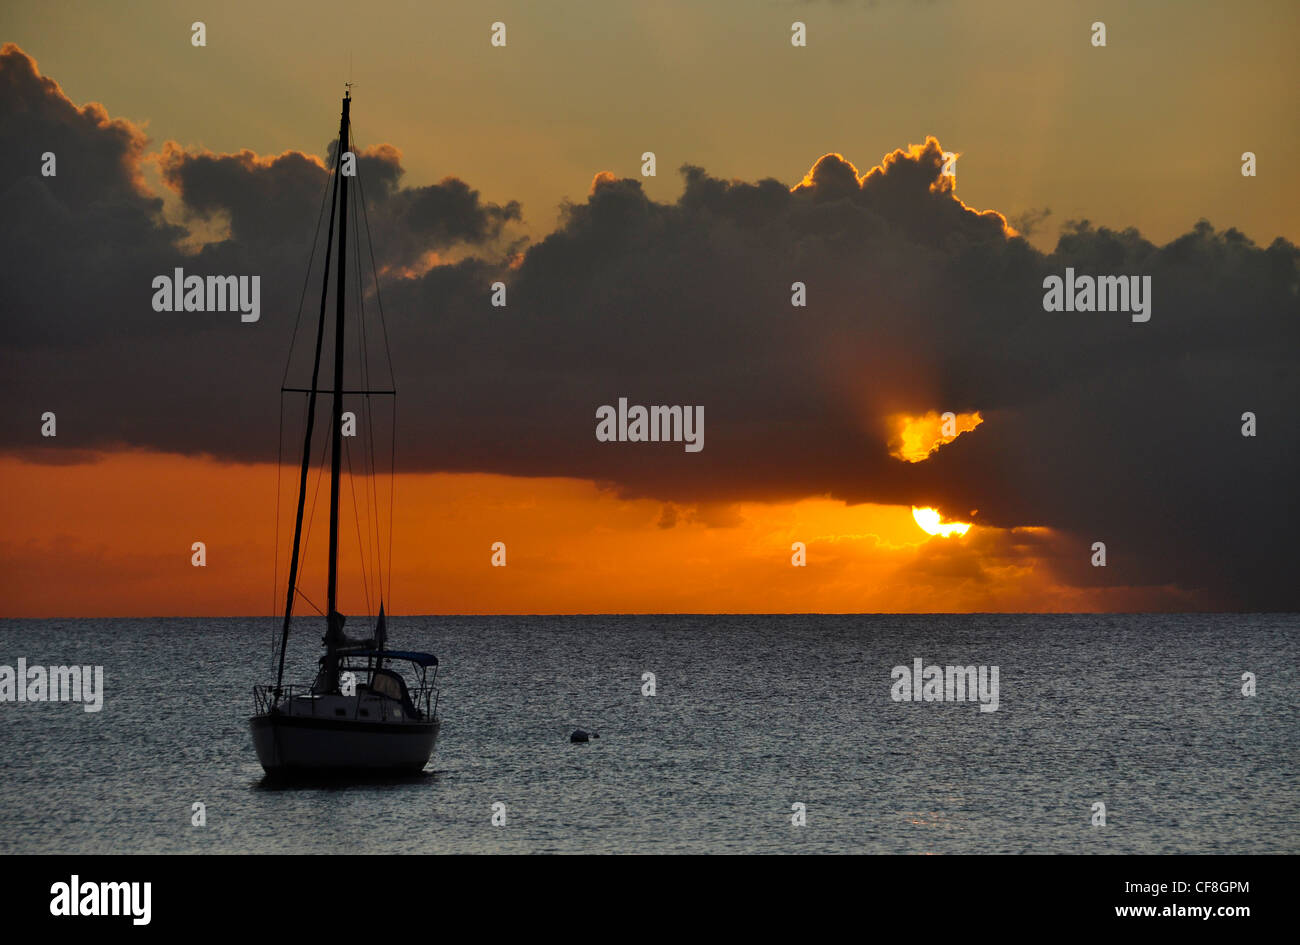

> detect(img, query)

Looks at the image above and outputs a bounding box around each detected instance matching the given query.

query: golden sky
[3,0,1296,252]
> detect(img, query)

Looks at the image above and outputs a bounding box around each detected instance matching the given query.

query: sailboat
[250,89,440,775]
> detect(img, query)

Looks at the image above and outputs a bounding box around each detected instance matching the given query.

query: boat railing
[253,684,298,716]
[252,684,332,717]
[254,683,438,722]
[409,684,437,721]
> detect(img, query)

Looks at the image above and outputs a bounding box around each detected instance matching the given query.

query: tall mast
[322,88,352,691]
[274,97,345,698]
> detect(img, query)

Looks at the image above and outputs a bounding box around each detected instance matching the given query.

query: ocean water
[0,614,1296,854]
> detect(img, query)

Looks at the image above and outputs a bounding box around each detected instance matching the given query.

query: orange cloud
[589,170,618,195]
[792,137,1015,237]
[889,411,984,463]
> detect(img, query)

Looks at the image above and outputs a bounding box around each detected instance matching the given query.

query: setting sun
[912,506,971,537]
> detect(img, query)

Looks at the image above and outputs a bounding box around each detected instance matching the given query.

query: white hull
[250,711,438,775]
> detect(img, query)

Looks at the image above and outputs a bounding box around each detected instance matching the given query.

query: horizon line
[3,611,1295,620]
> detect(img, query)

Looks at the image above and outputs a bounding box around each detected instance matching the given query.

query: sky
[1,1,1297,616]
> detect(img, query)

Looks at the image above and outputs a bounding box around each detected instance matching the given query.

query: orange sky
[0,452,1196,617]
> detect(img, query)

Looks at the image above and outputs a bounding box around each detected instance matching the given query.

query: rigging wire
[347,139,384,609]
[293,405,334,625]
[271,392,285,674]
[272,148,335,672]
[294,587,325,618]
[273,401,330,672]
[351,124,399,609]
[281,160,336,390]
[345,153,379,605]
[344,435,373,617]
[388,399,396,608]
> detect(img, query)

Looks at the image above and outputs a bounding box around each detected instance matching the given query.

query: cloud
[2,43,1297,609]
[1010,207,1052,238]
[159,144,332,249]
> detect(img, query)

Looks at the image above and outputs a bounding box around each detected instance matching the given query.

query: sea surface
[1,614,1296,854]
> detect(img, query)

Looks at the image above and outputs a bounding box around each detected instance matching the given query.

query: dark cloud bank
[2,44,1297,609]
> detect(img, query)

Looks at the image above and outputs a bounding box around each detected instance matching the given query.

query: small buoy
[570,729,598,743]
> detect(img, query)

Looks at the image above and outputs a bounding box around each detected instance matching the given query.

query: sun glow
[911,506,971,537]
[889,411,983,463]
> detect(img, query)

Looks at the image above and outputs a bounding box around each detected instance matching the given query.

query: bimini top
[338,647,439,667]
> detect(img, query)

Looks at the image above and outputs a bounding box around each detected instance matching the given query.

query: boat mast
[273,93,346,699]
[322,88,352,692]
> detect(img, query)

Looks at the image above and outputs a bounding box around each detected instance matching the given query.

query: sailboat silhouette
[249,89,440,776]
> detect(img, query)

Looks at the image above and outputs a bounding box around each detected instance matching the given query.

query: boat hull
[250,713,439,775]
